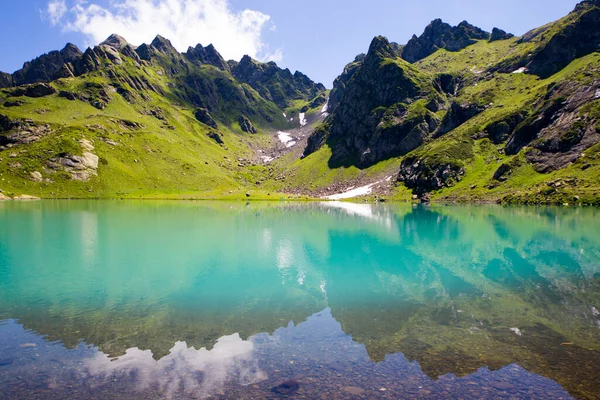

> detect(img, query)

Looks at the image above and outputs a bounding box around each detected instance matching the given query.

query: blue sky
[0,0,581,87]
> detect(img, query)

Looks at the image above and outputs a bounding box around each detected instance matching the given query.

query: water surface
[0,201,599,399]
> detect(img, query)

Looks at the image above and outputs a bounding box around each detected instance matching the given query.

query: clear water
[0,201,599,399]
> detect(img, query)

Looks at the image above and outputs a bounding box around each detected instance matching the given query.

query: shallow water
[0,201,599,399]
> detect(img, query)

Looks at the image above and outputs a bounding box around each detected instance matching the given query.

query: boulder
[238,115,257,133]
[195,108,218,129]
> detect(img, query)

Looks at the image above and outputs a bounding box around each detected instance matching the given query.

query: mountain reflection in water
[0,201,599,399]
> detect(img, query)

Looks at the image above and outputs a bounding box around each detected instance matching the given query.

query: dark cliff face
[232,55,325,109]
[526,7,600,78]
[304,36,440,167]
[401,19,490,63]
[328,54,365,112]
[184,44,230,71]
[7,43,83,87]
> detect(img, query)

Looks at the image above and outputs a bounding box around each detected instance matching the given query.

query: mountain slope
[301,0,600,204]
[0,34,326,199]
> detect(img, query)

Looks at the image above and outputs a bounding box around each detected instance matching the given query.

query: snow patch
[286,141,297,148]
[278,131,293,144]
[299,112,307,127]
[261,156,274,163]
[510,327,522,336]
[324,176,392,200]
[512,67,528,74]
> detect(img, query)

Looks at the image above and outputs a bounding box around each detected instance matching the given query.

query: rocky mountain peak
[100,34,129,50]
[574,0,600,12]
[364,36,400,66]
[151,35,176,53]
[490,27,514,42]
[402,19,489,62]
[184,43,229,71]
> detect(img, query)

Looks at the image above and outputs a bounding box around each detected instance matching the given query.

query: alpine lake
[0,200,599,399]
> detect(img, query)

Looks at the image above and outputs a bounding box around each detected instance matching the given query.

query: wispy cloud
[43,0,283,63]
[46,0,67,26]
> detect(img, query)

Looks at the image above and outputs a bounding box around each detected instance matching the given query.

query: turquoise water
[0,201,599,399]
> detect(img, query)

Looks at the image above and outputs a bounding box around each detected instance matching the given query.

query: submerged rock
[271,380,299,395]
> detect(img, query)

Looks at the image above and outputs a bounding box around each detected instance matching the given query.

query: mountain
[1,1,599,204]
[302,0,600,204]
[0,34,326,199]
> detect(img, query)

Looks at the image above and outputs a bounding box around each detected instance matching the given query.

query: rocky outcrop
[207,131,224,145]
[4,43,82,88]
[489,28,514,42]
[304,36,437,167]
[435,102,486,137]
[506,80,600,172]
[483,112,526,144]
[8,83,57,98]
[402,19,490,63]
[47,139,99,181]
[185,44,230,71]
[328,54,365,112]
[232,55,325,108]
[526,7,600,78]
[59,82,111,109]
[238,115,257,133]
[195,108,218,129]
[398,157,465,195]
[0,72,13,87]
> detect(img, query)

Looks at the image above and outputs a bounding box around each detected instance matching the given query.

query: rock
[100,34,130,50]
[526,7,600,78]
[49,151,99,182]
[436,102,486,137]
[30,171,43,182]
[304,36,439,167]
[399,158,465,194]
[13,195,40,200]
[185,43,230,71]
[490,27,515,42]
[3,43,82,88]
[271,380,300,395]
[246,192,251,197]
[195,108,218,129]
[79,139,94,152]
[0,193,10,200]
[238,115,257,134]
[328,54,365,112]
[402,19,490,63]
[232,55,325,109]
[3,99,26,107]
[493,163,512,181]
[343,386,366,396]
[207,131,224,145]
[19,83,57,98]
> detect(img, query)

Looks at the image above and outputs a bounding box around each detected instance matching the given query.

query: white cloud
[46,0,67,26]
[45,0,282,63]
